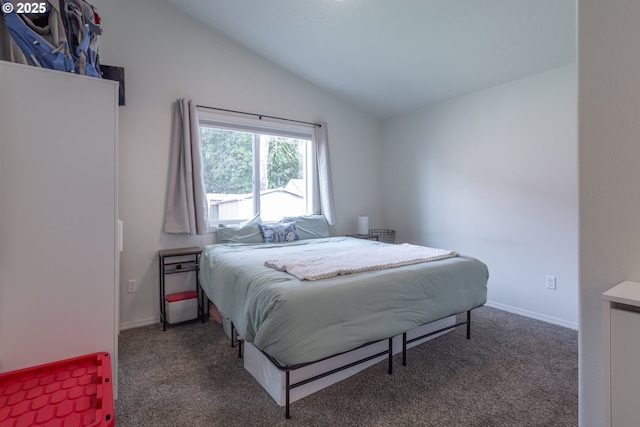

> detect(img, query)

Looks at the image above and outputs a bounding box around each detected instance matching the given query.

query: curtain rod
[196,105,322,127]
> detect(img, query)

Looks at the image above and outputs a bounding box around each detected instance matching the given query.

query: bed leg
[388,338,393,375]
[285,371,291,419]
[238,339,243,359]
[231,323,235,347]
[199,288,205,323]
[466,310,471,339]
[231,322,238,348]
[402,332,407,366]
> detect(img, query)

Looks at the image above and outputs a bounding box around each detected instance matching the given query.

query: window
[198,110,318,224]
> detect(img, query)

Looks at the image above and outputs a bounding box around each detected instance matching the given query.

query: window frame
[198,108,320,226]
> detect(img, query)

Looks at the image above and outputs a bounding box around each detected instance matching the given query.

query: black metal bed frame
[228,307,478,419]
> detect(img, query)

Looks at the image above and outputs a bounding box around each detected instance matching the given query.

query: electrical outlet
[127,279,137,293]
[545,275,556,290]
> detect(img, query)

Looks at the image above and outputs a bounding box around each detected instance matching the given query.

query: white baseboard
[119,316,160,331]
[485,301,578,331]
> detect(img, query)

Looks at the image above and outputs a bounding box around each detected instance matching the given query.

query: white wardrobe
[603,281,640,427]
[0,61,120,392]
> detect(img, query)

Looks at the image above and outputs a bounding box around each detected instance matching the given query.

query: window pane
[200,123,314,224]
[259,135,310,222]
[200,127,254,222]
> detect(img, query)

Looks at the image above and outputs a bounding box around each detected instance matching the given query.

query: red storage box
[0,352,114,427]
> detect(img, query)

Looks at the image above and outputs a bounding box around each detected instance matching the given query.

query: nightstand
[158,247,203,331]
[346,233,379,241]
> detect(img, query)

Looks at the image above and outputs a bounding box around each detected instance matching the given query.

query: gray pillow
[217,213,263,243]
[280,214,330,240]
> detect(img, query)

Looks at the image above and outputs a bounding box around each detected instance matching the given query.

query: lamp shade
[357,216,369,235]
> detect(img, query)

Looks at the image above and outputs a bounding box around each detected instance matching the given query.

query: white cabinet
[602,281,640,427]
[0,61,120,394]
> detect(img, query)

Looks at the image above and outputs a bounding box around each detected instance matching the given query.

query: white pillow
[280,214,330,240]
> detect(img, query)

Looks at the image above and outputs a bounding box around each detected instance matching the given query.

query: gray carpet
[115,306,578,426]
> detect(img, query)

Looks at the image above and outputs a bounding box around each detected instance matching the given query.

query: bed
[199,217,488,418]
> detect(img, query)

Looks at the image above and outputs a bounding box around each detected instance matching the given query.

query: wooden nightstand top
[158,247,202,258]
[345,234,379,241]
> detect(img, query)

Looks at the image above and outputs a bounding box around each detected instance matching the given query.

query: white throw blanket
[264,243,458,281]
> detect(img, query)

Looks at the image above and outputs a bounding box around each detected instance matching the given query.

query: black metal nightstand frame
[158,247,204,331]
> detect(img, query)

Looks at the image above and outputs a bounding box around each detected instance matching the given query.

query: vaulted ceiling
[164,0,576,119]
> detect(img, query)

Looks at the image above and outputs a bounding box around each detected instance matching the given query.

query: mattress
[199,237,488,367]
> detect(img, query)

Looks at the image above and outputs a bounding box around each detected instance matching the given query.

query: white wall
[91,0,383,328]
[381,65,578,328]
[578,0,640,425]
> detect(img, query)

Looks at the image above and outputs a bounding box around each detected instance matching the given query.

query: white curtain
[315,122,336,225]
[163,99,210,234]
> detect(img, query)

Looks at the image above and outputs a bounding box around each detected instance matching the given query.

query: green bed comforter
[199,237,488,367]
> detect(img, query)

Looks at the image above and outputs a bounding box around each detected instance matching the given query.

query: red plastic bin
[165,290,198,303]
[0,352,114,427]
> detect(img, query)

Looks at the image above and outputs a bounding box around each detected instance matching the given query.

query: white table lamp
[357,216,369,235]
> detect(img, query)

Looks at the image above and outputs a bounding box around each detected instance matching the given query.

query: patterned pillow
[259,222,299,243]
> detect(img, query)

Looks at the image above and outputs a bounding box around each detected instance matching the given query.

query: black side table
[158,247,203,331]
